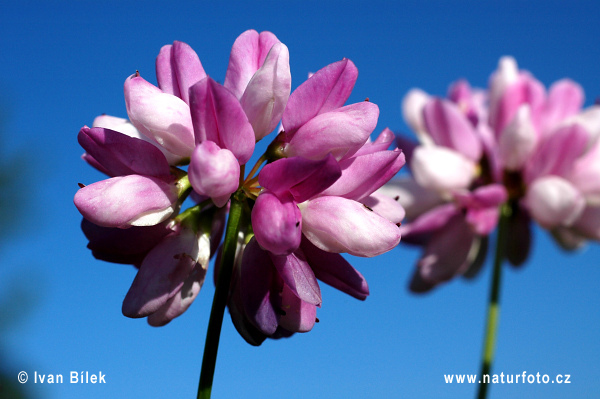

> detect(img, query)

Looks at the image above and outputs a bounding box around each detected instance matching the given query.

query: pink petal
[539,79,584,135]
[410,146,475,192]
[402,88,430,136]
[359,192,406,224]
[74,175,178,228]
[525,123,590,183]
[276,284,317,333]
[490,72,546,138]
[224,30,279,99]
[423,98,482,161]
[240,42,291,141]
[122,226,203,317]
[283,59,358,134]
[319,149,405,200]
[155,41,207,105]
[498,105,538,170]
[252,190,302,256]
[380,177,443,220]
[189,77,255,164]
[353,127,396,157]
[269,249,322,306]
[524,175,585,228]
[147,265,207,326]
[188,141,240,207]
[124,74,195,157]
[299,196,401,257]
[284,102,379,161]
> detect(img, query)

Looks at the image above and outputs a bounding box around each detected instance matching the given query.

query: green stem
[197,193,245,399]
[477,203,510,399]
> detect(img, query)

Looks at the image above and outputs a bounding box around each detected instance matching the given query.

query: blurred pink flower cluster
[388,56,600,292]
[74,30,405,344]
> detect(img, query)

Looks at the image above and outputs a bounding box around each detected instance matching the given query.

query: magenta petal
[283,59,359,134]
[147,265,207,326]
[124,74,195,157]
[525,123,590,183]
[74,175,178,228]
[301,237,369,300]
[252,190,302,255]
[423,98,482,161]
[188,141,240,206]
[156,41,207,105]
[224,30,279,99]
[92,114,183,166]
[122,226,200,318]
[269,250,322,305]
[277,284,317,333]
[78,126,171,178]
[189,77,255,164]
[285,102,379,161]
[258,154,341,202]
[240,238,279,335]
[320,149,405,200]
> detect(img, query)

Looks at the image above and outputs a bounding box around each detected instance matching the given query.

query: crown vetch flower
[391,56,600,292]
[74,30,405,345]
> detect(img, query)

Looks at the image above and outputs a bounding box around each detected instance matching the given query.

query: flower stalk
[197,192,245,399]
[477,202,511,399]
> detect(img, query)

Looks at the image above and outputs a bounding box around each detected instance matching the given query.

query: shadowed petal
[301,237,369,300]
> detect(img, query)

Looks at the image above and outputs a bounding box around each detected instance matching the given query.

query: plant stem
[476,203,510,399]
[197,193,245,399]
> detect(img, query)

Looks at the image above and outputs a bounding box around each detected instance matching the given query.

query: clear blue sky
[1,1,599,398]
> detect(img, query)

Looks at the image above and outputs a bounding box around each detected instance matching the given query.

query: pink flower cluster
[387,56,600,291]
[74,30,405,342]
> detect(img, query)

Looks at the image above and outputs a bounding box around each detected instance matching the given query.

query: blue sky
[1,1,599,398]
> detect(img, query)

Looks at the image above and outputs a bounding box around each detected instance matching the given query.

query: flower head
[391,56,600,291]
[74,30,405,339]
